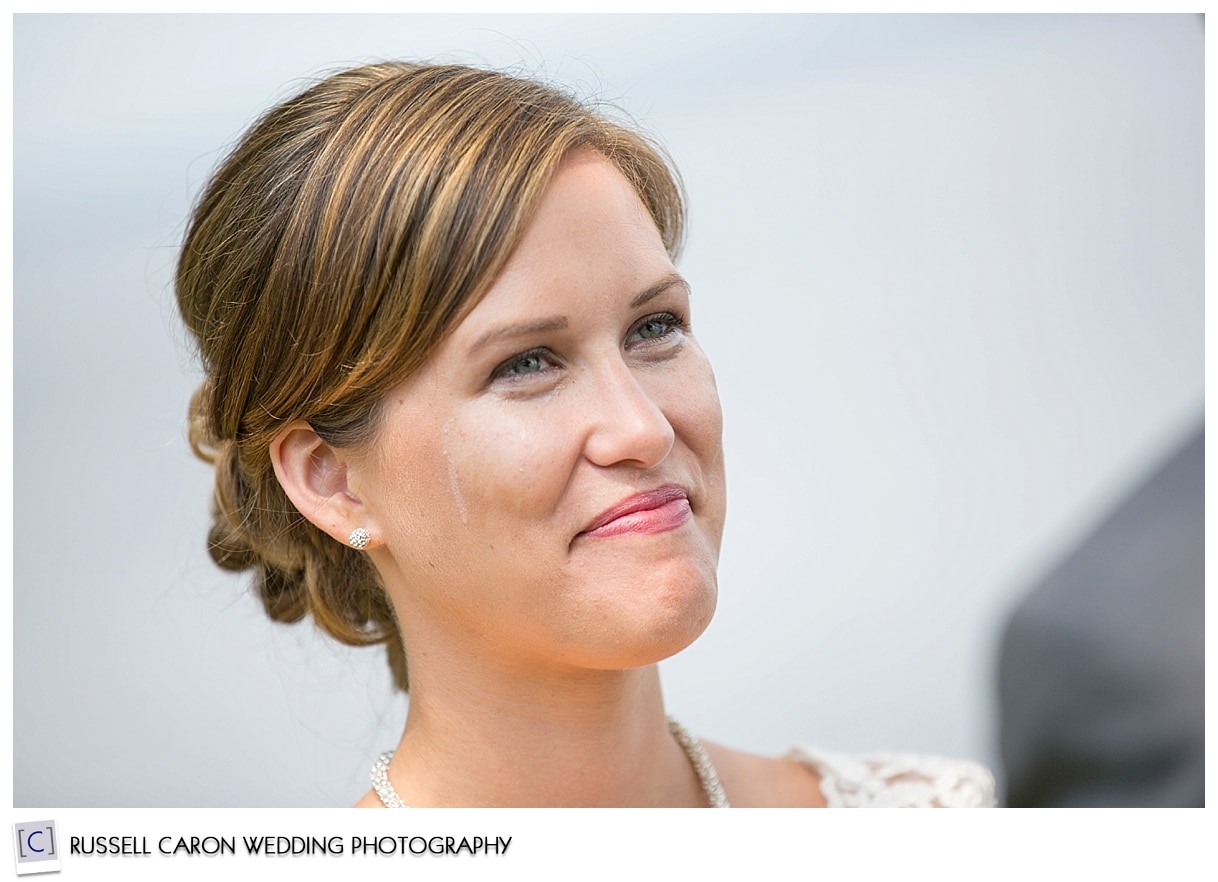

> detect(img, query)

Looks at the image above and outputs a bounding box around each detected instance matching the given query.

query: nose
[582,358,676,470]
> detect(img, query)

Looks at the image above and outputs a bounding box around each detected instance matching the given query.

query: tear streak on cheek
[442,421,469,526]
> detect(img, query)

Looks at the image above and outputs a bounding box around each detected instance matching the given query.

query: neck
[384,658,706,807]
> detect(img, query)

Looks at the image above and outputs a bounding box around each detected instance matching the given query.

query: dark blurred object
[998,425,1204,807]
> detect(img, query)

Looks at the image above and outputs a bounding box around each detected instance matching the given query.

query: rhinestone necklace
[370,715,730,808]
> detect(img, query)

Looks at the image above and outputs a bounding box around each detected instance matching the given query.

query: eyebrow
[467,273,691,357]
[630,272,690,309]
[467,316,570,357]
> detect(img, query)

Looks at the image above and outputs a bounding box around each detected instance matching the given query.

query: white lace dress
[786,747,996,807]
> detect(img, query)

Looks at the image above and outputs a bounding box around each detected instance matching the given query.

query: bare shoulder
[700,741,827,808]
[354,789,384,808]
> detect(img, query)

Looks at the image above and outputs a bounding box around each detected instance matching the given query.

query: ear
[269,421,379,549]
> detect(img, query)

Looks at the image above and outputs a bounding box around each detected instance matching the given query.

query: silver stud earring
[348,527,371,550]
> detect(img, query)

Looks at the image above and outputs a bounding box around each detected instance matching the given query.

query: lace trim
[786,746,996,807]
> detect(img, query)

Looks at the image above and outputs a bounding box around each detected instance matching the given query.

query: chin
[631,598,717,668]
[573,559,719,671]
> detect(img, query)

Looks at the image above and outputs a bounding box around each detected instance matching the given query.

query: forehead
[456,152,674,328]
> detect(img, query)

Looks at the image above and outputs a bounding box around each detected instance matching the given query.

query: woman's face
[352,151,726,677]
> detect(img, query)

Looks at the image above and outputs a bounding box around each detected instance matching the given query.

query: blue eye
[492,348,556,382]
[630,311,686,344]
[506,353,545,375]
[636,318,671,340]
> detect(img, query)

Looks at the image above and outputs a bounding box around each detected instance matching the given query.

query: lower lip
[580,498,693,539]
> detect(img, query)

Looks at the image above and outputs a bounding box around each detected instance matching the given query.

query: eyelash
[489,310,689,383]
[630,311,688,344]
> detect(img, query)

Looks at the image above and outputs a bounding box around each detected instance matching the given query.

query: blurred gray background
[14,14,1202,806]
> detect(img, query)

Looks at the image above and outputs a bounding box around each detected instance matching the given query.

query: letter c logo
[26,830,45,853]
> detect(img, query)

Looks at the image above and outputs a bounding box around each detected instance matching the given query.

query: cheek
[366,421,455,537]
[447,405,580,516]
[663,353,727,543]
[669,354,724,462]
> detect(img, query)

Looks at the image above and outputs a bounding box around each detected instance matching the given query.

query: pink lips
[578,484,692,539]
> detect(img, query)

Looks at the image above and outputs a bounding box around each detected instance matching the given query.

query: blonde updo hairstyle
[176,62,685,691]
